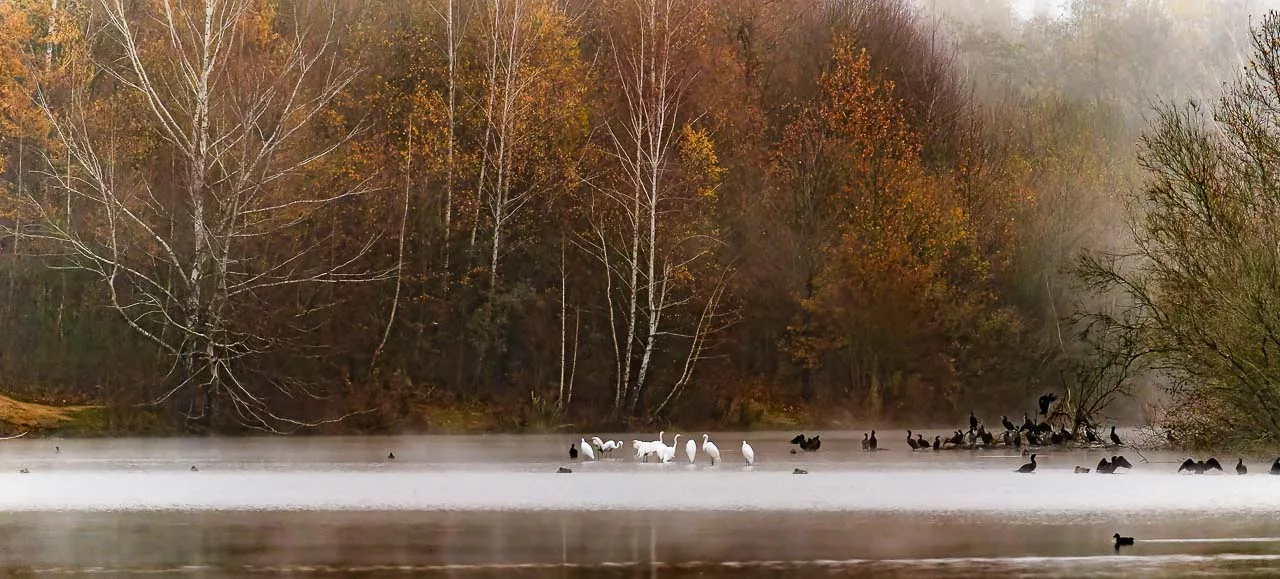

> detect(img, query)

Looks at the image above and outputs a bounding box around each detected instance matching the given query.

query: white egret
[580,438,596,461]
[591,436,605,453]
[661,434,683,463]
[702,434,721,465]
[633,440,660,462]
[742,440,755,466]
[685,438,697,463]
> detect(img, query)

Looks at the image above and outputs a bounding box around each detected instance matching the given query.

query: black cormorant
[1016,454,1037,473]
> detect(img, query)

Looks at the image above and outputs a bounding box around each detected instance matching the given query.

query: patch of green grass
[55,405,180,437]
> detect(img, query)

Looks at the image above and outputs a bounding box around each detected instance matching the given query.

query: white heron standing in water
[580,438,596,461]
[661,434,682,463]
[742,440,755,466]
[685,438,697,463]
[702,434,721,465]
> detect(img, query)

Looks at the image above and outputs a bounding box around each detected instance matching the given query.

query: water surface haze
[3,432,1279,577]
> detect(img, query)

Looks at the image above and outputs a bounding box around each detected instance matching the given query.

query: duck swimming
[1113,533,1134,552]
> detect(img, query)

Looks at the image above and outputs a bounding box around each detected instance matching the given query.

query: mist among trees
[1,0,1278,440]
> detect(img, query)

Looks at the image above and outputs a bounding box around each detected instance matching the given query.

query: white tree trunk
[24,0,386,431]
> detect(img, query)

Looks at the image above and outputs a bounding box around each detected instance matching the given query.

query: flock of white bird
[577,432,755,466]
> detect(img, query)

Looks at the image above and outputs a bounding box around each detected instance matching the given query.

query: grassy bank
[0,387,837,437]
[0,393,179,437]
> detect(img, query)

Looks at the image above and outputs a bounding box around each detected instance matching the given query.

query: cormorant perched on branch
[1038,393,1057,416]
[1109,426,1122,446]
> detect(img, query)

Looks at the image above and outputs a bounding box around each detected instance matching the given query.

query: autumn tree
[773,39,1011,417]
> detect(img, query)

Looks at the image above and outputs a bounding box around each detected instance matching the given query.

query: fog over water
[2,433,1280,577]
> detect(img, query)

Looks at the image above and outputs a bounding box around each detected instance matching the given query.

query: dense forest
[1,0,1278,440]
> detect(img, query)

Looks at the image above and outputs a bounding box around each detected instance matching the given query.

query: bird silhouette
[387,452,396,460]
[969,411,978,431]
[1111,455,1133,470]
[1109,426,1122,446]
[906,431,919,450]
[1038,393,1057,416]
[1074,466,1090,473]
[1097,457,1114,474]
[916,433,929,449]
[1113,533,1134,552]
[1179,458,1223,474]
[932,435,941,450]
[569,445,578,459]
[1271,458,1280,475]
[869,430,878,451]
[1237,458,1247,475]
[1002,415,1016,432]
[1016,454,1037,473]
[557,467,572,473]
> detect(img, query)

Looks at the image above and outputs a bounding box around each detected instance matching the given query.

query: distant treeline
[0,0,1265,434]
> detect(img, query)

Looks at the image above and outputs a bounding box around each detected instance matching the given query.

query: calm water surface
[0,431,1277,577]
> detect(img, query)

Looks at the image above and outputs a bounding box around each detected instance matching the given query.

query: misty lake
[2,431,1280,577]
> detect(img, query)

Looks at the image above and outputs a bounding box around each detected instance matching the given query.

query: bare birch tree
[582,0,734,419]
[20,0,387,431]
